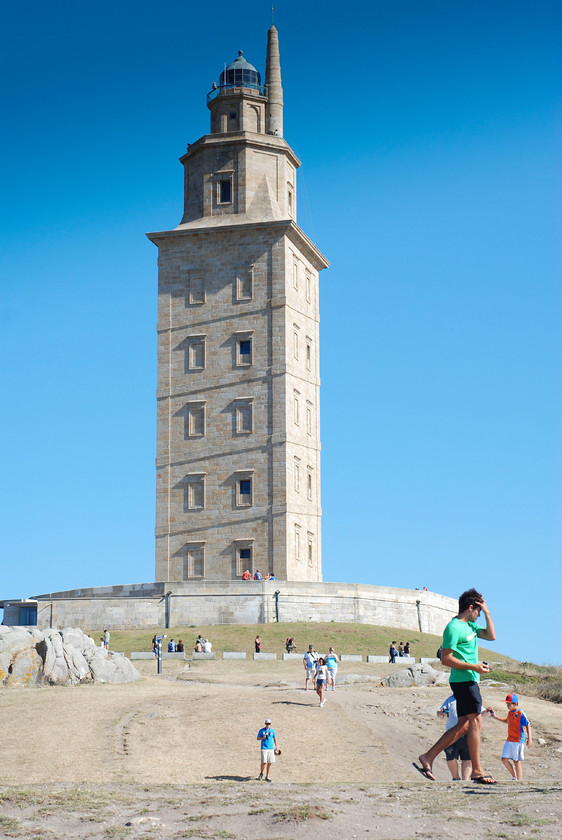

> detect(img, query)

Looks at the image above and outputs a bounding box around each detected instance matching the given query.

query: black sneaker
[258,773,263,780]
[265,777,272,782]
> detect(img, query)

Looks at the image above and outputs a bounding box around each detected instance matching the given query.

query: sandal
[472,774,497,785]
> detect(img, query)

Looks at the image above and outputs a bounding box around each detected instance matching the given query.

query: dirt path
[1,658,560,837]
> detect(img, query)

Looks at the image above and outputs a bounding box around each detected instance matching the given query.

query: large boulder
[4,647,43,686]
[0,626,141,686]
[0,629,34,681]
[380,662,446,687]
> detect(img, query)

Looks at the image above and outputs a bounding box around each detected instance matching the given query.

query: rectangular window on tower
[305,271,312,303]
[236,474,253,507]
[306,401,312,435]
[186,336,206,371]
[294,459,300,493]
[186,402,205,438]
[306,338,312,370]
[236,544,253,576]
[236,267,254,301]
[184,543,205,578]
[308,534,313,567]
[294,391,300,426]
[235,400,253,434]
[307,468,313,500]
[295,525,301,562]
[219,178,232,203]
[184,474,205,511]
[236,334,253,366]
[188,272,205,305]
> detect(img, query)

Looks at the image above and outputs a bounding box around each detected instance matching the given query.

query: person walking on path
[257,718,278,782]
[488,693,532,781]
[103,629,110,650]
[255,635,262,653]
[389,641,397,663]
[325,647,340,691]
[303,645,319,690]
[416,588,497,784]
[315,657,329,707]
[437,695,472,780]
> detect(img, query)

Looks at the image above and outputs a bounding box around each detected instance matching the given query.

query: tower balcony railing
[207,83,268,103]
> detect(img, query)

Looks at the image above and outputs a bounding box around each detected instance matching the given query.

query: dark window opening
[220,179,232,203]
[239,339,251,356]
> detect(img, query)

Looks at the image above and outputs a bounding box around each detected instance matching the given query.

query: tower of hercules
[148,26,329,584]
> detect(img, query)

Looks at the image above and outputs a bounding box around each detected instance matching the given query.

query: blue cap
[505,693,519,704]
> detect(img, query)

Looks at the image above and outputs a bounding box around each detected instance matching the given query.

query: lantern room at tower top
[205,24,284,138]
[207,50,265,99]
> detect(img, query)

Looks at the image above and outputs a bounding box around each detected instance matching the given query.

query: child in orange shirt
[488,693,532,781]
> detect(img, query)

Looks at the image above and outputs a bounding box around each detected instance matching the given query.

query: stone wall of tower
[282,239,322,581]
[155,226,281,582]
[180,135,298,225]
[153,219,325,583]
[150,28,328,584]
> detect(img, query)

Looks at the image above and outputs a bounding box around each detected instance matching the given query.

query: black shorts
[445,732,470,762]
[451,680,482,717]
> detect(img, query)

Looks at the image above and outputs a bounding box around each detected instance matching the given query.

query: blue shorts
[445,733,470,762]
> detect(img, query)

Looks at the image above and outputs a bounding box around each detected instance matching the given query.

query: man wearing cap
[417,588,497,784]
[303,644,319,691]
[257,718,278,781]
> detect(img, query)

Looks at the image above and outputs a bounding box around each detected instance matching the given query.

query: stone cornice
[147,219,329,272]
[180,132,301,170]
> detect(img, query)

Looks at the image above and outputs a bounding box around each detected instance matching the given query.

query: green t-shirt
[442,617,481,683]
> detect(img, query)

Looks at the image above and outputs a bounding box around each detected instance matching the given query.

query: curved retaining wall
[5,581,457,636]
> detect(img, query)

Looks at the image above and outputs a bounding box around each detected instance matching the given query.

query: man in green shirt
[416,588,497,784]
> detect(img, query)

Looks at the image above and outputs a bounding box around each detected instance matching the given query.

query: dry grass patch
[0,815,22,836]
[271,804,333,822]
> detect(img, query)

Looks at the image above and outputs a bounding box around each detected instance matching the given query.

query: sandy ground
[1,657,560,839]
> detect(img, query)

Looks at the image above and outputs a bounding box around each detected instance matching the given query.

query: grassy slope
[93,621,511,663]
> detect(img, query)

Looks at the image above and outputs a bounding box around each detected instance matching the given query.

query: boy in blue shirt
[257,718,278,782]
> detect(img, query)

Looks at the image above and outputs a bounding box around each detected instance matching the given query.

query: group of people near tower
[242,569,275,580]
[415,587,532,784]
[389,640,410,662]
[302,644,340,706]
[257,587,533,784]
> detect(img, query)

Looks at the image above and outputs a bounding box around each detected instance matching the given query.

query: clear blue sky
[1,1,560,663]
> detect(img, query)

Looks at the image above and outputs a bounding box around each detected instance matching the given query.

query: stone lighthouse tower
[148,26,329,583]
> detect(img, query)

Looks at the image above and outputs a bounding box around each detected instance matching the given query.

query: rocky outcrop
[380,662,449,688]
[0,626,141,686]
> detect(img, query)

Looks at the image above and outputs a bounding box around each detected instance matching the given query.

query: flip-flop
[472,774,497,785]
[412,762,436,781]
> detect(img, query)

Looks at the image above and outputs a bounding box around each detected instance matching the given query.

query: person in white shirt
[315,658,329,707]
[302,645,319,691]
[438,695,472,780]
